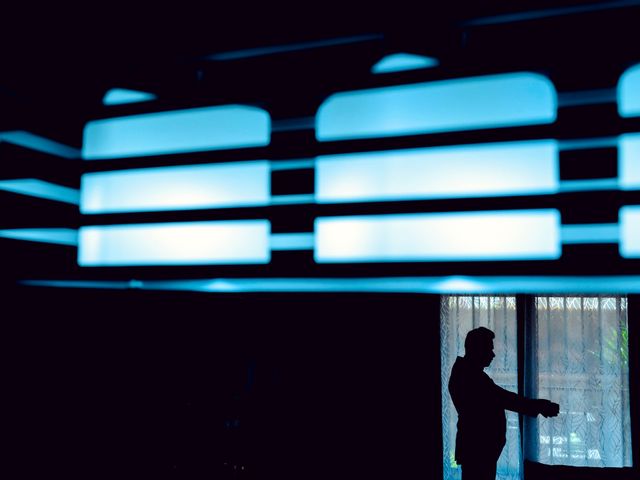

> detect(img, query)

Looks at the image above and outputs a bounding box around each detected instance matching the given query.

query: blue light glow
[102,88,157,106]
[465,2,628,27]
[371,53,439,74]
[269,158,316,171]
[270,233,315,251]
[558,178,618,192]
[270,194,315,205]
[81,161,270,214]
[206,34,383,60]
[558,137,617,150]
[0,228,77,246]
[78,220,270,266]
[619,134,640,189]
[561,224,619,244]
[619,206,640,258]
[316,72,556,141]
[316,140,558,203]
[22,275,640,294]
[272,117,316,132]
[618,64,640,117]
[0,179,79,204]
[82,105,271,160]
[315,210,561,262]
[0,131,81,159]
[558,88,616,108]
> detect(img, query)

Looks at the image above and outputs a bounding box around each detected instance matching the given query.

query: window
[441,295,632,480]
[441,296,521,480]
[527,296,632,467]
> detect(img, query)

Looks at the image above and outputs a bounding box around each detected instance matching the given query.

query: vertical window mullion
[628,296,640,470]
[516,294,527,478]
[546,297,553,463]
[518,294,537,474]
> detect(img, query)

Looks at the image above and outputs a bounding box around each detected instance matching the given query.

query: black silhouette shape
[449,327,559,480]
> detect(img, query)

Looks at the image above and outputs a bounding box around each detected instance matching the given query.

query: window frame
[441,293,638,480]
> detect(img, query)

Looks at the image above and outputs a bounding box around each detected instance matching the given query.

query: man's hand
[538,399,560,418]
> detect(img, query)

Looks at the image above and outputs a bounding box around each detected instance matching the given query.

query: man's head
[464,326,495,368]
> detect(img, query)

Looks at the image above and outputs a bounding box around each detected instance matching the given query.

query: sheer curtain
[440,296,520,480]
[526,296,632,467]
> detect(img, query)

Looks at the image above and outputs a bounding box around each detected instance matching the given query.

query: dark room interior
[1,2,639,479]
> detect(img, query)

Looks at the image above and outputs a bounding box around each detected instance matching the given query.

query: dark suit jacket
[448,356,540,464]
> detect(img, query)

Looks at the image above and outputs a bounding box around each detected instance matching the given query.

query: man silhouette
[448,327,559,480]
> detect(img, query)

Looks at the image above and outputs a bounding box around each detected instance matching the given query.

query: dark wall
[3,286,441,479]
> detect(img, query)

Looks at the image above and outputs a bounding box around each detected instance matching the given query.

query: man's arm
[494,383,560,417]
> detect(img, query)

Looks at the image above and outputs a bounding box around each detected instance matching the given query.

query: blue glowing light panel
[78,220,270,266]
[0,179,79,204]
[619,206,640,258]
[371,53,439,74]
[81,161,270,214]
[102,88,157,106]
[316,140,558,203]
[0,228,77,246]
[619,134,640,189]
[315,210,561,262]
[316,72,556,141]
[619,64,640,117]
[83,105,271,159]
[25,276,640,295]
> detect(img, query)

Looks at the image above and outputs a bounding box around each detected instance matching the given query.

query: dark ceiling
[1,0,639,143]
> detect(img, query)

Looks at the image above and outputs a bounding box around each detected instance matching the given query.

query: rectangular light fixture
[78,220,270,266]
[81,161,270,214]
[315,210,561,262]
[0,130,81,159]
[0,228,78,246]
[316,140,558,203]
[316,72,556,141]
[26,275,640,294]
[83,105,270,159]
[619,134,640,189]
[0,179,80,205]
[619,206,640,258]
[619,64,640,117]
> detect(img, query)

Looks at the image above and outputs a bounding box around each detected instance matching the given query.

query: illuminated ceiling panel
[316,140,558,203]
[315,210,561,262]
[81,161,270,214]
[371,53,439,74]
[316,72,556,141]
[78,220,271,266]
[618,63,640,117]
[102,88,157,106]
[83,105,271,159]
[619,206,640,258]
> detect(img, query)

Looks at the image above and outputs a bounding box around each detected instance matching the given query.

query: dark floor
[4,287,441,479]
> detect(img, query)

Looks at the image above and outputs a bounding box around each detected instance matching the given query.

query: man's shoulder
[450,357,495,385]
[449,356,464,377]
[451,356,465,368]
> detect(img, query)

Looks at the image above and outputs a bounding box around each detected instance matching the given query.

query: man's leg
[460,458,497,480]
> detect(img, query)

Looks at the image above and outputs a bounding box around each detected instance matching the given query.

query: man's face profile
[478,339,495,368]
[465,327,496,368]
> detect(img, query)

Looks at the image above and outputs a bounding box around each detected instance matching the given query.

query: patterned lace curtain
[440,296,520,480]
[526,296,632,467]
